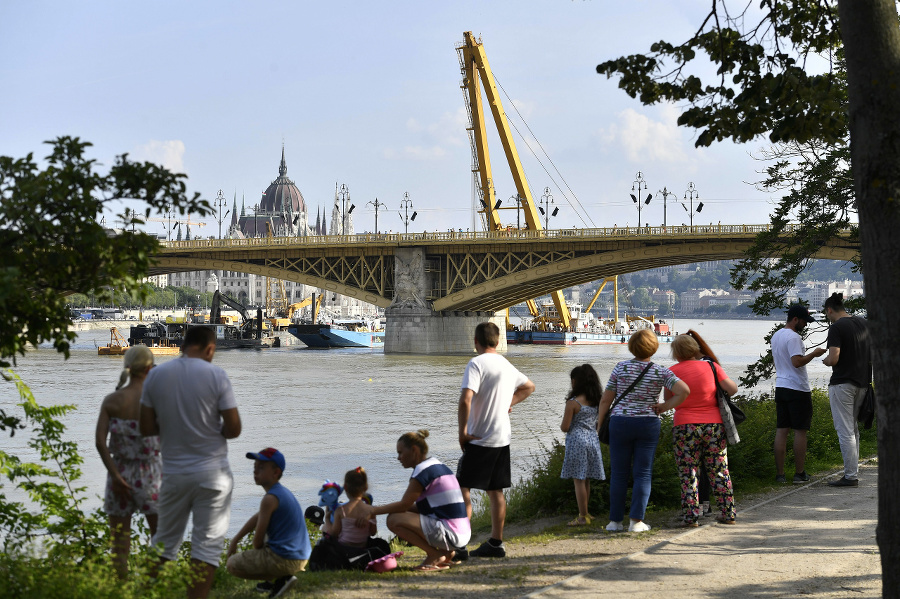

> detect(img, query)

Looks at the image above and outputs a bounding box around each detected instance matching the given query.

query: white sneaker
[605,520,624,532]
[628,521,651,532]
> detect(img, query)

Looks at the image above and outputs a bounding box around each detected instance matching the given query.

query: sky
[1,1,783,237]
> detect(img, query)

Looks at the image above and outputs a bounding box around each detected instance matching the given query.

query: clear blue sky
[1,1,779,236]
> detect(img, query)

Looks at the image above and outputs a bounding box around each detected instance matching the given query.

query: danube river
[2,318,833,536]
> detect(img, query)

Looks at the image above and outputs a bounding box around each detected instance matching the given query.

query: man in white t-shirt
[140,326,242,599]
[771,305,825,484]
[456,322,535,558]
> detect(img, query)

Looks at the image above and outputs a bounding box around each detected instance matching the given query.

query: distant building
[165,147,373,319]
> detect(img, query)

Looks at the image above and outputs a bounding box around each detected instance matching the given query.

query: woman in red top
[659,330,738,526]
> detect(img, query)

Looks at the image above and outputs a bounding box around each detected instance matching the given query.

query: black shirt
[826,316,871,387]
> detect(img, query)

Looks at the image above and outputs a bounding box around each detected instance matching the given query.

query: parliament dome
[259,148,306,214]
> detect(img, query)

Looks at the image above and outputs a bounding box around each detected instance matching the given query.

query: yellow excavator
[267,294,323,330]
[457,31,570,331]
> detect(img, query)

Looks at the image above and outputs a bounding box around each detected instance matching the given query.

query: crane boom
[457,31,570,328]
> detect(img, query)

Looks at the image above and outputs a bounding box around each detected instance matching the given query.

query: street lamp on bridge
[538,187,559,230]
[682,182,703,227]
[658,186,676,228]
[399,192,417,234]
[631,172,652,228]
[508,194,524,230]
[337,184,355,235]
[367,197,388,234]
[213,189,230,239]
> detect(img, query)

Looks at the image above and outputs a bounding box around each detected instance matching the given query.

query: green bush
[0,371,197,599]
[486,388,878,525]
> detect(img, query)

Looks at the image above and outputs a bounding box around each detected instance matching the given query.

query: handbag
[858,384,875,430]
[706,359,745,425]
[598,362,653,445]
[705,359,742,445]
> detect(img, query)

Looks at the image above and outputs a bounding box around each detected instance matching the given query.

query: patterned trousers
[673,423,735,522]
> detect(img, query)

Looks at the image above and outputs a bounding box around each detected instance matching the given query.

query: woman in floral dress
[95,345,161,577]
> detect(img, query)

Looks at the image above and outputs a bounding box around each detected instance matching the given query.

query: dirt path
[323,463,880,599]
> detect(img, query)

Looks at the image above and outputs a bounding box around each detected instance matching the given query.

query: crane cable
[495,76,597,228]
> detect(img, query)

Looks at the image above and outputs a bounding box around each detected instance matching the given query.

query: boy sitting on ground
[226,448,312,598]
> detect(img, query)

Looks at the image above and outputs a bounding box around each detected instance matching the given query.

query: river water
[2,318,833,536]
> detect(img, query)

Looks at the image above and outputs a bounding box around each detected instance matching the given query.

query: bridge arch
[433,242,859,312]
[151,257,392,308]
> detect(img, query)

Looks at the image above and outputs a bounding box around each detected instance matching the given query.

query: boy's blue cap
[246,447,286,471]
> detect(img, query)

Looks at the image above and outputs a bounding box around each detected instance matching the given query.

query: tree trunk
[837,2,900,596]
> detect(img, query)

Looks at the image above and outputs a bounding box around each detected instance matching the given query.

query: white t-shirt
[460,352,530,448]
[141,356,237,474]
[771,327,810,392]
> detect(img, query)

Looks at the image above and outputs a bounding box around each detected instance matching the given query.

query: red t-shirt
[668,360,727,426]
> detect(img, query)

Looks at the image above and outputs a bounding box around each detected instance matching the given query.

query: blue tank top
[266,482,311,560]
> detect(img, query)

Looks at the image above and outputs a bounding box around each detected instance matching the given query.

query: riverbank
[216,462,879,598]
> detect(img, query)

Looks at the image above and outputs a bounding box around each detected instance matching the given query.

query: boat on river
[287,320,384,348]
[507,300,674,346]
[97,326,181,356]
[127,318,275,351]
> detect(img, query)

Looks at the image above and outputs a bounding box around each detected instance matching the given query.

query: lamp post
[508,194,523,230]
[657,186,676,228]
[213,190,230,239]
[538,187,558,230]
[631,172,652,229]
[399,192,417,234]
[367,197,388,234]
[337,184,355,235]
[682,182,703,228]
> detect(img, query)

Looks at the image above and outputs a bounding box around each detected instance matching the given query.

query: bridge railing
[159,223,817,250]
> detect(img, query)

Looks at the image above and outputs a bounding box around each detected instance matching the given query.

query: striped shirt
[412,457,470,538]
[606,359,680,418]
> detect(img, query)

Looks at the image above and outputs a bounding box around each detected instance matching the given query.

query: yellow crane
[267,294,323,330]
[457,31,571,328]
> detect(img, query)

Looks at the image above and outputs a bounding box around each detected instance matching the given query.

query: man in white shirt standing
[456,322,535,558]
[140,327,242,598]
[771,305,825,484]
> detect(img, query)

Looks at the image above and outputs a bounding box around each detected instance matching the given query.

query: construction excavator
[266,294,323,330]
[457,31,570,331]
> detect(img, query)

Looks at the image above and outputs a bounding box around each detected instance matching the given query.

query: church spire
[315,207,321,235]
[230,192,238,227]
[241,194,246,217]
[279,144,287,177]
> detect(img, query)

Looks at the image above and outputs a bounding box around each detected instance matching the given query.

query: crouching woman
[362,430,471,571]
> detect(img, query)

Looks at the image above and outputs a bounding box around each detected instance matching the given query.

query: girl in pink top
[331,467,377,547]
[661,330,738,526]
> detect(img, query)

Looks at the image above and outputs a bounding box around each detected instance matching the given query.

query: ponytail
[398,429,430,456]
[116,345,154,390]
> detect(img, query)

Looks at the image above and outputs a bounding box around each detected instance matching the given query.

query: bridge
[150,224,858,353]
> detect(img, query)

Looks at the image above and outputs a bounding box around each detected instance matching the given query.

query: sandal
[567,516,590,526]
[414,562,450,572]
[715,516,736,525]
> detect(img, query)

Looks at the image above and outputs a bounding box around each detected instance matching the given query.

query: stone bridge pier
[384,247,506,354]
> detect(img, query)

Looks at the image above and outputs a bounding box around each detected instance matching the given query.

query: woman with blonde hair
[662,330,738,526]
[95,345,161,577]
[599,329,689,532]
[361,430,471,571]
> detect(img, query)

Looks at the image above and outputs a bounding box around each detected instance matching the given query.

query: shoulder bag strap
[609,362,653,412]
[705,358,723,392]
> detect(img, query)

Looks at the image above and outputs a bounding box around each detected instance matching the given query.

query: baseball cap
[246,447,286,471]
[787,304,816,323]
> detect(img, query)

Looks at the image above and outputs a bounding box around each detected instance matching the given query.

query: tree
[597,2,900,592]
[1,137,210,429]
